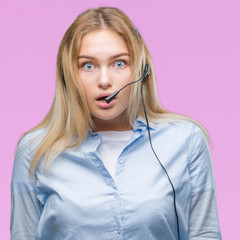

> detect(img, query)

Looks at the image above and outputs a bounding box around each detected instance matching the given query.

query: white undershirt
[97,130,133,179]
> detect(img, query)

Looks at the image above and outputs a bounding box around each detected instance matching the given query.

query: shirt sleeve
[188,124,222,239]
[11,135,42,240]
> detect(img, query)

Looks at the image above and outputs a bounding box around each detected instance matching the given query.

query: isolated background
[1,0,239,238]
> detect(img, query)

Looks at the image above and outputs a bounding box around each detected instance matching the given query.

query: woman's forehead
[78,29,129,56]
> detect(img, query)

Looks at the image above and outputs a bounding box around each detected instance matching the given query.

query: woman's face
[77,29,132,131]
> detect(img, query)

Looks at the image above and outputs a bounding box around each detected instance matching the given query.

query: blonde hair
[17,7,211,177]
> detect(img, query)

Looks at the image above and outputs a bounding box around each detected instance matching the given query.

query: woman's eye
[114,60,126,68]
[82,63,94,70]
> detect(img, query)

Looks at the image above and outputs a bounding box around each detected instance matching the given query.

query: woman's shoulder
[152,117,208,142]
[12,128,46,189]
[136,116,205,136]
[16,127,45,158]
[12,128,45,180]
[153,118,199,132]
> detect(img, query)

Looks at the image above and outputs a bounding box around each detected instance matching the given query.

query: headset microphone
[104,64,150,104]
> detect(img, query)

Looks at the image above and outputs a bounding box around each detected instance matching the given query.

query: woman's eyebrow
[78,53,130,60]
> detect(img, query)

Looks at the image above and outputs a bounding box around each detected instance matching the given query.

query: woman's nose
[97,67,112,89]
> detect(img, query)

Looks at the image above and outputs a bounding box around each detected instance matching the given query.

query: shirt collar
[133,117,156,131]
[87,116,156,136]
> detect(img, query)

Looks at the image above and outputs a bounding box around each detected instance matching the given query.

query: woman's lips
[95,93,116,108]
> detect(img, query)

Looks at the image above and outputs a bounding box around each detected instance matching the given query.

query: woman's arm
[11,136,42,240]
[188,124,222,239]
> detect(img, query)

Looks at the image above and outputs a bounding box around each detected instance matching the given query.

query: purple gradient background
[1,0,239,238]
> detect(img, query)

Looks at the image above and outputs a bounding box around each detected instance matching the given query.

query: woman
[11,7,222,240]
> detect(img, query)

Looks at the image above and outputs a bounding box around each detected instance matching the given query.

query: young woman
[11,7,222,240]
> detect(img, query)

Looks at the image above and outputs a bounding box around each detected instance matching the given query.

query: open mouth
[97,96,107,102]
[96,93,116,103]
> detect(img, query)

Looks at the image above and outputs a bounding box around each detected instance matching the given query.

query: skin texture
[77,29,133,132]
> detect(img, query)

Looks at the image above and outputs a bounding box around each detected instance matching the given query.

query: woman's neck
[92,117,132,132]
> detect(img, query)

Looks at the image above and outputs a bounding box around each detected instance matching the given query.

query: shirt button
[117,228,121,233]
[119,158,124,164]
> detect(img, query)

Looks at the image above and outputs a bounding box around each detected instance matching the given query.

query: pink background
[1,0,239,238]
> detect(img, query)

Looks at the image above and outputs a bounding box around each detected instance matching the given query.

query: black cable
[140,83,180,240]
[105,64,150,104]
[105,75,145,103]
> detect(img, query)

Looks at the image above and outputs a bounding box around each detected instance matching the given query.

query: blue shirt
[11,118,222,239]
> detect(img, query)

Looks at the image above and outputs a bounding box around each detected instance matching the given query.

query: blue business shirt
[11,118,222,239]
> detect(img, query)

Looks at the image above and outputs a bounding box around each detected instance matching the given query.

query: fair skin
[77,29,132,132]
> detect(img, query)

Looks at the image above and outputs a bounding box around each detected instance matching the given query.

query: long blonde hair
[18,7,210,177]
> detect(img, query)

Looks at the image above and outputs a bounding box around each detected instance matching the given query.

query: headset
[104,64,181,240]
